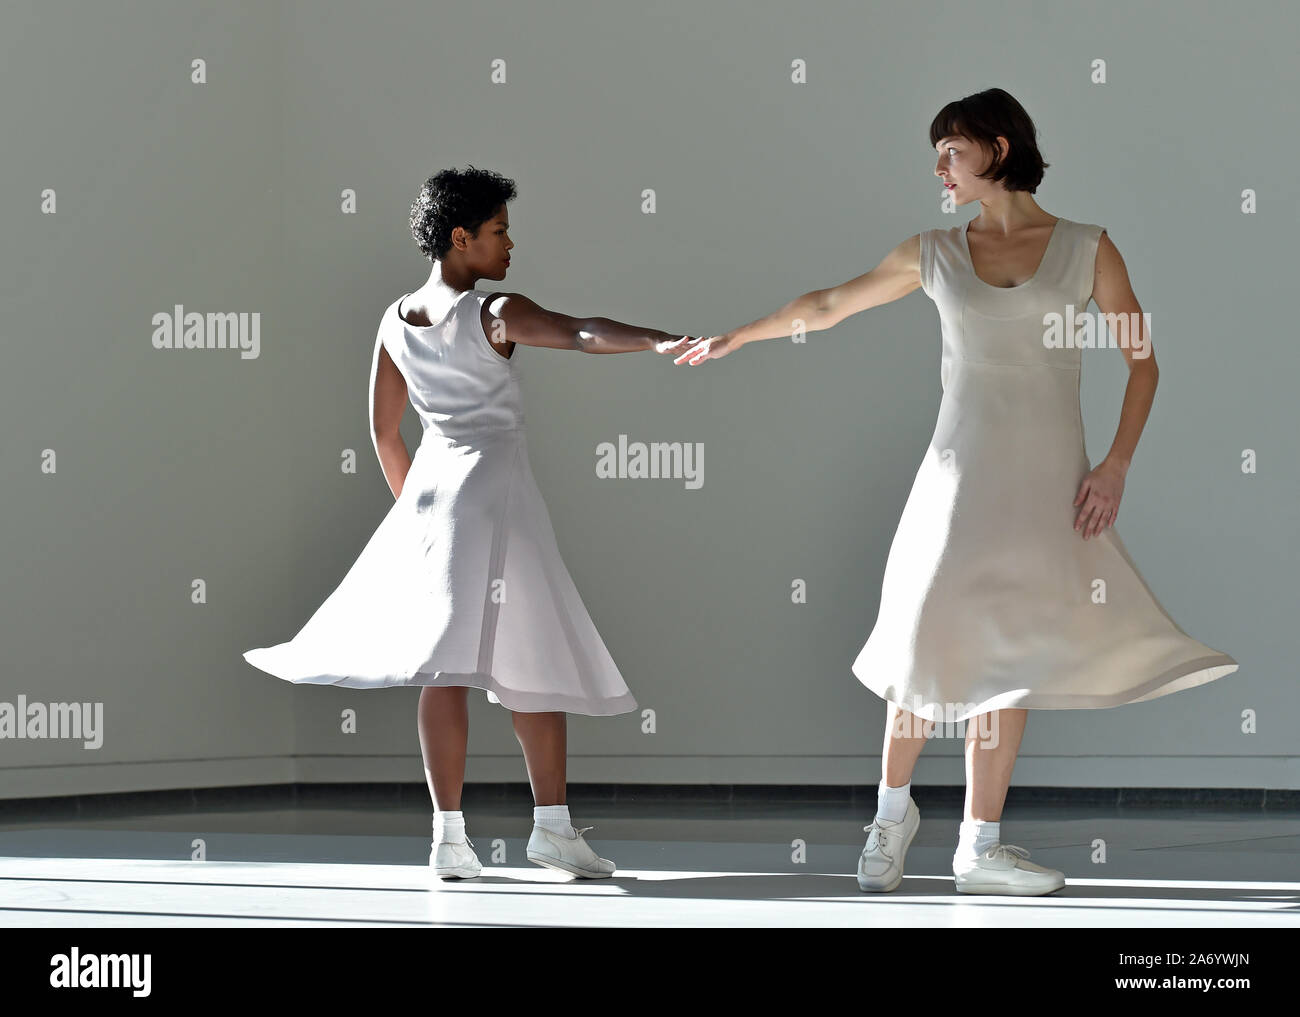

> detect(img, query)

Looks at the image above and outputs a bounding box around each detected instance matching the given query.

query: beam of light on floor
[4,854,1300,928]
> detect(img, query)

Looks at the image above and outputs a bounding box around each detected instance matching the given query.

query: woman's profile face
[934,134,1003,203]
[462,205,514,280]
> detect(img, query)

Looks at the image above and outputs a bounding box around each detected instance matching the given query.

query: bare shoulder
[480,291,546,325]
[479,291,580,351]
[821,232,922,325]
[1095,226,1119,268]
[480,290,523,316]
[898,232,923,268]
[871,231,923,282]
[1089,225,1143,314]
[1091,227,1130,292]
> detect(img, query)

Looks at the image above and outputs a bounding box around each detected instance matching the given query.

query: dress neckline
[397,289,476,328]
[960,217,1064,291]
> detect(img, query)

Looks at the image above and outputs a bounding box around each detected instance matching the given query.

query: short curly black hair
[928,88,1050,193]
[409,165,518,261]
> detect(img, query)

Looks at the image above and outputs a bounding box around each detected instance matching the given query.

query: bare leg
[511,711,567,806]
[418,686,469,811]
[964,708,1027,822]
[882,700,930,787]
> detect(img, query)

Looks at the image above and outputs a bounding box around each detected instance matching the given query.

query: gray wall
[3,0,1295,798]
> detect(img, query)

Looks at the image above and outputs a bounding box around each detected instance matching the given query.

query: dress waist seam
[950,357,1080,371]
[420,424,526,442]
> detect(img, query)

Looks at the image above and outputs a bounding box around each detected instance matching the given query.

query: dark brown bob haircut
[929,88,1050,193]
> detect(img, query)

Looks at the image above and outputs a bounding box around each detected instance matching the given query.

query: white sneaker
[429,834,482,880]
[857,797,920,892]
[952,842,1065,896]
[526,823,616,878]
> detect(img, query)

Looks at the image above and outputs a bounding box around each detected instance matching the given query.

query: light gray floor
[2,791,1298,927]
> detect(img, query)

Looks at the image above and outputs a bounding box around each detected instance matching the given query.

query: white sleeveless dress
[242,289,638,716]
[851,218,1238,722]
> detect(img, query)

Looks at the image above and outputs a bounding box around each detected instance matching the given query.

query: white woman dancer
[663,88,1238,896]
[244,166,691,881]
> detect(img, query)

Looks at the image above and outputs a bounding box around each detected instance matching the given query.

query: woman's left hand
[659,333,745,365]
[1073,460,1126,540]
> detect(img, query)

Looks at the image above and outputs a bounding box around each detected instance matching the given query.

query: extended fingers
[674,339,711,365]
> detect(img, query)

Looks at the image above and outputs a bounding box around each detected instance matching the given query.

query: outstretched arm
[483,292,687,354]
[667,234,923,365]
[733,233,924,345]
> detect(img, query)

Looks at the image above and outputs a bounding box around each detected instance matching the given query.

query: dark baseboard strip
[2,783,1298,821]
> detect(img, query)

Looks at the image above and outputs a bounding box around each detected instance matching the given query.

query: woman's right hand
[656,333,745,365]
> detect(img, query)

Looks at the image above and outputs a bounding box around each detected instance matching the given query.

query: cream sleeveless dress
[851,218,1238,722]
[243,289,638,716]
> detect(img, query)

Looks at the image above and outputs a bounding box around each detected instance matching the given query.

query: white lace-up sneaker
[952,842,1065,895]
[857,797,920,892]
[430,833,482,880]
[526,823,616,878]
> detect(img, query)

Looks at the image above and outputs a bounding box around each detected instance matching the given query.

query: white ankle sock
[955,819,999,859]
[876,779,912,823]
[534,804,576,837]
[433,810,466,844]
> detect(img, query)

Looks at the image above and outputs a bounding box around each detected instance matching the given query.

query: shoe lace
[862,819,894,857]
[573,825,594,838]
[988,843,1029,861]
